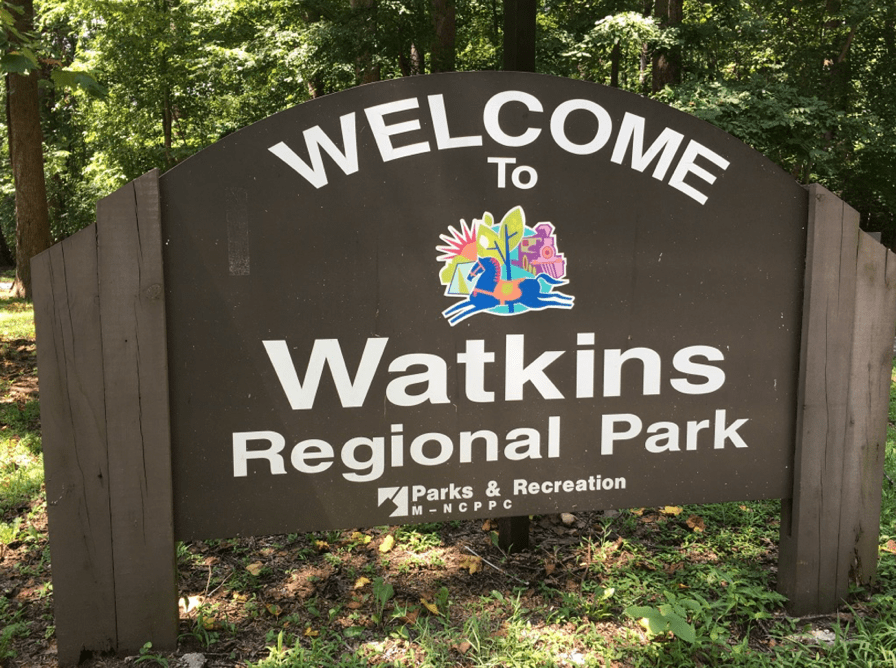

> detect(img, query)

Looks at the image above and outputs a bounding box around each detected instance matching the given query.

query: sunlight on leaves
[350,531,372,545]
[179,595,203,613]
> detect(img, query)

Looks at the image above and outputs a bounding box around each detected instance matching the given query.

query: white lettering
[290,438,334,473]
[263,338,388,410]
[457,339,495,402]
[551,99,613,155]
[386,353,450,406]
[505,334,564,400]
[233,431,286,477]
[428,94,483,149]
[603,348,662,397]
[610,112,684,180]
[601,413,642,455]
[364,98,431,162]
[483,90,543,147]
[671,345,726,394]
[667,140,731,205]
[268,113,359,188]
[713,410,749,448]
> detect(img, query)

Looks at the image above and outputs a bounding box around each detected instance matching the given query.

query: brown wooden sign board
[31,73,896,663]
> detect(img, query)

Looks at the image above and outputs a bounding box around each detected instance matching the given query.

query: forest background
[2,0,896,298]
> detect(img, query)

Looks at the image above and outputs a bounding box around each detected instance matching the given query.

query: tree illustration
[476,206,525,281]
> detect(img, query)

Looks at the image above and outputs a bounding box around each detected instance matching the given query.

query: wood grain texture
[95,169,178,653]
[779,184,859,615]
[842,234,896,585]
[32,225,117,665]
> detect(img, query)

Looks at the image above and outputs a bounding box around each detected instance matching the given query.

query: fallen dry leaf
[397,608,420,625]
[686,515,705,532]
[481,519,495,531]
[354,576,371,589]
[265,603,282,617]
[304,627,319,637]
[883,540,896,554]
[314,540,329,552]
[662,506,683,516]
[630,508,645,516]
[544,561,556,575]
[420,597,440,615]
[453,641,472,655]
[346,600,363,610]
[379,535,395,553]
[459,555,481,575]
[350,531,372,545]
[246,562,264,576]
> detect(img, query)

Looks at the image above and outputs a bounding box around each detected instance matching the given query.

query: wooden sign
[161,72,806,539]
[31,72,896,663]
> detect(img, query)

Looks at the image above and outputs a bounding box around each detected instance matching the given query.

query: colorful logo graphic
[437,206,574,326]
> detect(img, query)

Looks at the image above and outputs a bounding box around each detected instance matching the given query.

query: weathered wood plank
[779,184,859,615]
[32,226,117,665]
[96,168,178,653]
[498,516,530,553]
[841,233,896,585]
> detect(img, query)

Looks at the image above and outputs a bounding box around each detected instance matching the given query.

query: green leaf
[0,52,37,74]
[667,614,696,643]
[343,625,365,638]
[497,206,525,254]
[50,69,106,97]
[476,219,502,260]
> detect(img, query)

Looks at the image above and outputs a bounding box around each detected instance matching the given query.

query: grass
[2,290,896,667]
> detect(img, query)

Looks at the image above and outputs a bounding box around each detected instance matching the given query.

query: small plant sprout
[371,577,395,625]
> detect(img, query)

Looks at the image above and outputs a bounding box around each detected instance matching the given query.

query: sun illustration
[435,218,479,263]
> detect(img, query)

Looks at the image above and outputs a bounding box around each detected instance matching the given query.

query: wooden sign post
[31,74,896,664]
[778,185,896,615]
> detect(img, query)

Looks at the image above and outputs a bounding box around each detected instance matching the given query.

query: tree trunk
[6,0,51,299]
[610,43,621,88]
[162,86,174,168]
[398,44,425,77]
[651,0,682,94]
[431,0,456,72]
[350,0,380,84]
[0,219,14,267]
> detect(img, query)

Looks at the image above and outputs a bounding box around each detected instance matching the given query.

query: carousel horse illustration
[442,256,574,325]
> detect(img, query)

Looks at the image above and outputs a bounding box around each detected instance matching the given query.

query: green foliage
[0,1,39,73]
[370,577,394,625]
[135,642,170,667]
[6,0,890,251]
[626,592,700,643]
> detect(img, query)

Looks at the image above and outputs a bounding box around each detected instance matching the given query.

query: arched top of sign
[160,72,807,540]
[166,71,800,208]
